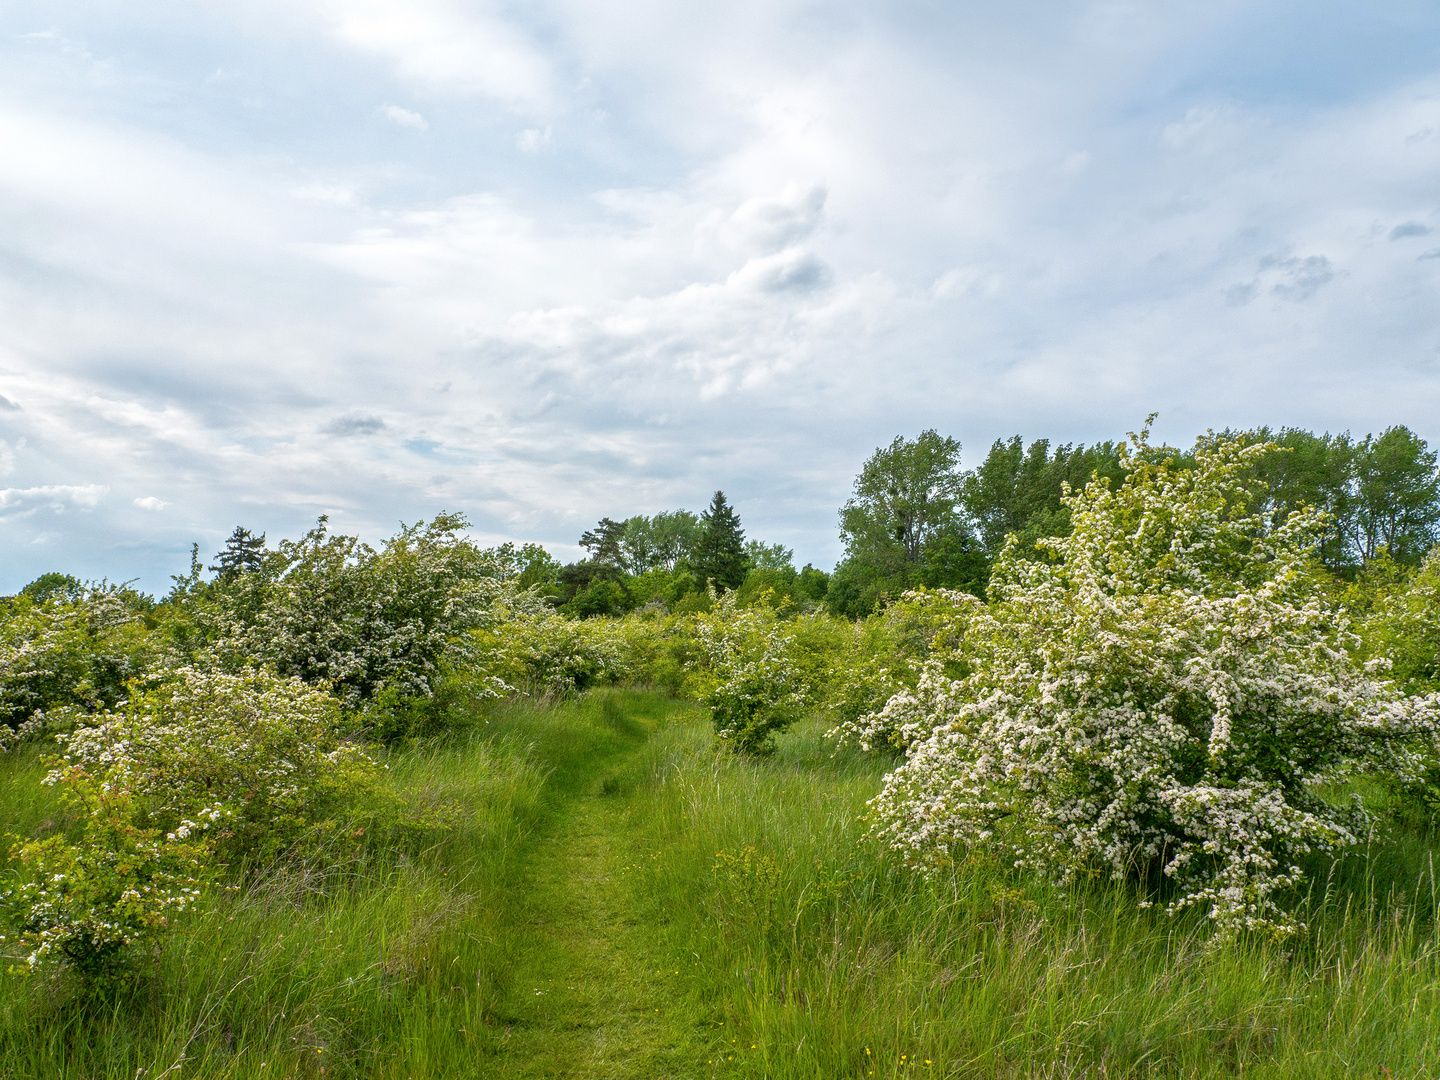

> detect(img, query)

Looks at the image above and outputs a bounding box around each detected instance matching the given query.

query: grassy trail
[9,691,1440,1078]
[473,696,702,1079]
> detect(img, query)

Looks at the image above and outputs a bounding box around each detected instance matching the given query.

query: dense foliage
[852,429,1440,936]
[4,417,1440,998]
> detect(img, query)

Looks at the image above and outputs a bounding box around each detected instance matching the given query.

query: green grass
[4,694,1440,1077]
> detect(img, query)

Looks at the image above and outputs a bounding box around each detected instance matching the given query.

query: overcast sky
[2,1,1439,591]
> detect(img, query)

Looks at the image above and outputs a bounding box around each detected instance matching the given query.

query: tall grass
[619,716,1440,1079]
[0,693,671,1079]
[5,696,1440,1077]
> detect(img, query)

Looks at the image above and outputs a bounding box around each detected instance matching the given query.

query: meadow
[4,689,1440,1078]
[5,430,1440,1077]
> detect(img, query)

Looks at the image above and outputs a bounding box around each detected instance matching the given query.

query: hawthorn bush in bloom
[827,589,971,752]
[861,428,1439,937]
[692,594,810,755]
[1,770,210,986]
[214,513,506,709]
[477,605,627,698]
[0,586,153,749]
[1363,549,1440,696]
[1360,550,1440,814]
[58,666,389,865]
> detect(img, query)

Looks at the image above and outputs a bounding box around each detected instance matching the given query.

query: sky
[2,0,1439,592]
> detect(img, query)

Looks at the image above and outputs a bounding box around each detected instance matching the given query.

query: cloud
[3,3,1440,592]
[1227,255,1337,305]
[1390,221,1432,240]
[1267,256,1336,301]
[133,496,168,510]
[381,105,428,131]
[516,126,551,152]
[718,184,827,254]
[0,485,107,520]
[324,415,387,436]
[315,0,552,109]
[0,396,19,411]
[728,248,831,293]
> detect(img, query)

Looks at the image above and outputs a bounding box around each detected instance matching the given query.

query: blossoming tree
[857,426,1438,936]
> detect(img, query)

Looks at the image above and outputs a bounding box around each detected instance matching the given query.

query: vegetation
[3,421,1440,1076]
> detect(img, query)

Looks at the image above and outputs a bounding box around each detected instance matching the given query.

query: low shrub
[1,771,211,988]
[692,597,807,755]
[56,666,392,866]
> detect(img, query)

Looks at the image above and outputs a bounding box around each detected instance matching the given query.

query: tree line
[530,422,1437,619]
[825,423,1440,615]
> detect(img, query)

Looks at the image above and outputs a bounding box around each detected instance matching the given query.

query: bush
[1363,549,1440,695]
[1,772,210,988]
[56,667,391,866]
[862,427,1438,938]
[1359,550,1440,817]
[692,596,807,755]
[478,608,626,697]
[0,586,153,747]
[214,514,507,709]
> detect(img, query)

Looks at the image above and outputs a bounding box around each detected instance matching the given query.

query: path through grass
[468,691,706,1077]
[7,690,1440,1078]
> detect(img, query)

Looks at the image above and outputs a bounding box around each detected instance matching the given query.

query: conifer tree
[210,526,268,580]
[694,491,748,591]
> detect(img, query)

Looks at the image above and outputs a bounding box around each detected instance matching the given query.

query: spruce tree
[210,526,268,580]
[694,491,748,591]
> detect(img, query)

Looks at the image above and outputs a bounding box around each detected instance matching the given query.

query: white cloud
[291,181,358,204]
[133,496,168,510]
[315,0,552,109]
[381,105,428,131]
[0,485,107,520]
[2,2,1440,592]
[516,126,551,152]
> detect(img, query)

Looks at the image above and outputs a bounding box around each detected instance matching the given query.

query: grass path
[474,698,705,1079]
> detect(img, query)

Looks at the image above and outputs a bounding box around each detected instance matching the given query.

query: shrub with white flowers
[1,771,211,986]
[1360,550,1440,815]
[693,595,808,755]
[861,427,1439,938]
[56,666,389,865]
[0,586,152,749]
[214,513,507,709]
[478,605,627,698]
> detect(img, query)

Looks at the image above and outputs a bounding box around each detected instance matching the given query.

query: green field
[4,688,1439,1079]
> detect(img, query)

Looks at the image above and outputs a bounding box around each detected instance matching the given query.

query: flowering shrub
[1,771,210,986]
[827,589,967,752]
[0,586,152,748]
[1363,550,1440,695]
[57,667,389,865]
[478,607,627,698]
[862,428,1438,938]
[1359,551,1440,815]
[692,596,808,755]
[214,514,507,709]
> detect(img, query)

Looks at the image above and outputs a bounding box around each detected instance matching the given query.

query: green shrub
[0,586,154,748]
[692,597,806,754]
[478,608,626,697]
[213,513,507,709]
[1,772,210,988]
[56,667,392,866]
[864,427,1439,939]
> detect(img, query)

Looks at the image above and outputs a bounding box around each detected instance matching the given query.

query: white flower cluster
[480,606,626,698]
[0,777,211,976]
[694,594,808,754]
[56,666,384,862]
[1,587,145,743]
[211,514,509,708]
[859,430,1440,937]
